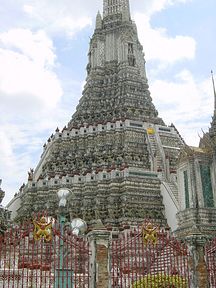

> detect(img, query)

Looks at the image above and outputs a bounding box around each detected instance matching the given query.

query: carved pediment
[178,145,211,164]
[199,131,215,153]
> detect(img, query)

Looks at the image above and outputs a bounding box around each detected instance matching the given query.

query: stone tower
[13,0,185,229]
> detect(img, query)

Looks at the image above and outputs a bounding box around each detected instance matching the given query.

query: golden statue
[142,222,158,245]
[33,216,52,242]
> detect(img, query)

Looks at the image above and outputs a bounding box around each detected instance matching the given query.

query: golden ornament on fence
[33,216,52,242]
[142,222,158,245]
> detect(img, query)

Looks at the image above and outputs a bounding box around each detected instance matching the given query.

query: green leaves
[132,273,187,288]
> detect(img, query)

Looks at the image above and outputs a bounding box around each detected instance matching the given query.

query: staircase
[167,181,179,203]
[147,133,165,178]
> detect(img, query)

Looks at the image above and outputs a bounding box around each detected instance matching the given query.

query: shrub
[132,273,187,288]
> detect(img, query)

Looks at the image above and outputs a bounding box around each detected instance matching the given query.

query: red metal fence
[205,238,216,288]
[0,214,90,287]
[111,223,191,287]
[4,216,213,287]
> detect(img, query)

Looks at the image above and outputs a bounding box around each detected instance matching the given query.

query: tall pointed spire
[209,70,216,138]
[95,11,102,29]
[103,0,130,21]
[211,70,216,112]
[69,0,162,127]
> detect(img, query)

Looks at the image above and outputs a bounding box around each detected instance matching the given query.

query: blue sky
[0,0,216,205]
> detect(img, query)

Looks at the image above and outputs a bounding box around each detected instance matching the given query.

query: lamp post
[54,189,87,288]
[55,188,73,288]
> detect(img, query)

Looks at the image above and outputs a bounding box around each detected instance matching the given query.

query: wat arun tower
[14,0,185,229]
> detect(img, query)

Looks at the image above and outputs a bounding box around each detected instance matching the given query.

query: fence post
[87,229,111,288]
[187,235,209,288]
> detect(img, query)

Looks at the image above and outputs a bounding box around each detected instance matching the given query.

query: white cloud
[0,131,14,168]
[22,0,97,37]
[56,17,92,37]
[0,28,65,204]
[0,29,55,67]
[0,29,62,111]
[138,0,192,16]
[150,70,213,146]
[23,5,34,15]
[134,13,196,64]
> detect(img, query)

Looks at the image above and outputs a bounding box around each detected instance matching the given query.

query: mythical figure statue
[33,216,52,242]
[142,222,158,245]
[28,168,34,181]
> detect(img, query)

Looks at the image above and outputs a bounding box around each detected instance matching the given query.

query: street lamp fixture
[71,218,87,236]
[57,188,70,208]
[55,188,87,288]
[55,188,72,288]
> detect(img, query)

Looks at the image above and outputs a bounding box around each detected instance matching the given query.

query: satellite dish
[71,218,87,236]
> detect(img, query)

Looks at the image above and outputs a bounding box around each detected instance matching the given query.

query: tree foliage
[132,273,187,288]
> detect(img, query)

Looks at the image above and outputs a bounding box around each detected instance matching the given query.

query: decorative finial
[211,70,216,111]
[96,10,102,30]
[28,168,34,181]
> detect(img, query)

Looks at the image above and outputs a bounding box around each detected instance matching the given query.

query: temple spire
[211,70,216,112]
[103,0,130,20]
[209,70,216,138]
[95,11,102,29]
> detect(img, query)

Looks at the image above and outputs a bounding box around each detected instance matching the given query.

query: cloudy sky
[0,0,216,205]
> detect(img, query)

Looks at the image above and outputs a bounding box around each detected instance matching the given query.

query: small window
[200,164,214,207]
[102,126,105,130]
[54,181,58,184]
[128,43,134,54]
[66,179,69,183]
[159,127,171,132]
[103,174,106,179]
[183,171,189,209]
[84,130,86,133]
[67,133,70,136]
[130,122,142,128]
[128,55,136,66]
[43,182,46,186]
[120,123,123,127]
[75,131,78,135]
[91,176,94,180]
[111,125,113,129]
[93,128,96,131]
[79,178,82,182]
[116,172,120,177]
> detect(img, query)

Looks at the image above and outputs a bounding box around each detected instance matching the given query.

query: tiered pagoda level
[16,0,186,229]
